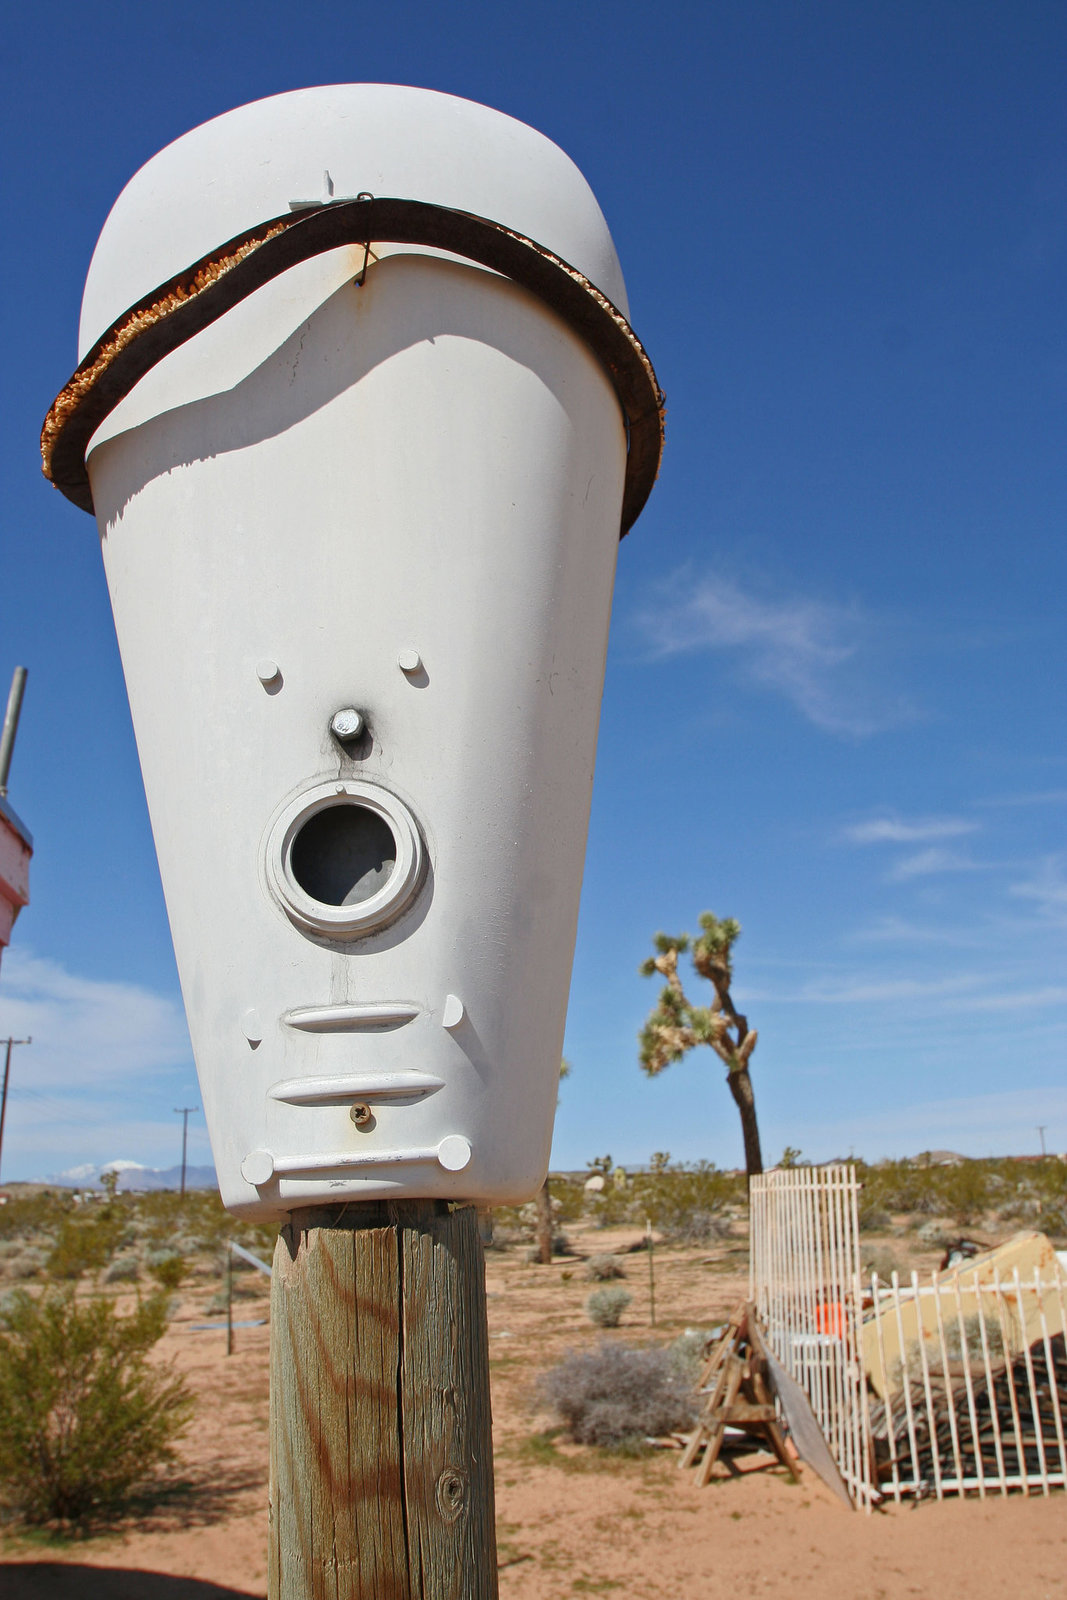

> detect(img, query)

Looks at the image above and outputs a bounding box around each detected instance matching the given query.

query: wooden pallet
[680,1301,800,1485]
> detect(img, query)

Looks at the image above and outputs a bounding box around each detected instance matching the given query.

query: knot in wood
[434,1466,468,1522]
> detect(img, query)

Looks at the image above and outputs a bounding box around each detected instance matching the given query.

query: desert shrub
[103,1254,140,1285]
[859,1206,891,1231]
[146,1250,185,1290]
[585,1254,627,1282]
[632,1159,744,1240]
[7,1248,47,1281]
[46,1202,129,1281]
[666,1328,713,1385]
[862,1245,900,1281]
[0,1190,71,1244]
[916,1219,953,1247]
[0,1287,192,1525]
[662,1210,731,1245]
[46,1222,112,1281]
[586,1287,632,1328]
[858,1156,1063,1228]
[540,1343,697,1449]
[936,1162,992,1224]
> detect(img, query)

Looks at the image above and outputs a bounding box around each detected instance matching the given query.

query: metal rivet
[256,659,281,686]
[350,1103,373,1127]
[397,649,422,674]
[335,783,347,794]
[438,1134,472,1172]
[241,1149,275,1186]
[241,1007,263,1044]
[330,707,365,742]
[442,994,465,1031]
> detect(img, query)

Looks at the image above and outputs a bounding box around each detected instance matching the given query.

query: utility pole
[174,1105,198,1197]
[0,1036,31,1185]
[1038,1125,1048,1158]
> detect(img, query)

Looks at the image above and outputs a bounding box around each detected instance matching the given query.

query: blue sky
[1,2,1064,1181]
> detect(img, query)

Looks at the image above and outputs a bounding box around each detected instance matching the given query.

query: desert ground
[1,1215,1064,1600]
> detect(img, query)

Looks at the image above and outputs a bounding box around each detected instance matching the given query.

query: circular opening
[289,803,397,907]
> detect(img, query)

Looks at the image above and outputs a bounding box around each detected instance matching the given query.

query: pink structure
[0,798,31,973]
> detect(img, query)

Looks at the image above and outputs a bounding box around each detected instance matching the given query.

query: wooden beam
[269,1200,498,1600]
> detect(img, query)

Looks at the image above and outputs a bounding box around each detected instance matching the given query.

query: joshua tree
[639,913,763,1178]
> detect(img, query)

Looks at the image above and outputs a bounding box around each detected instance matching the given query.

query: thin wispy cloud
[635,574,911,736]
[0,950,199,1180]
[850,915,991,949]
[740,972,983,1005]
[851,921,985,940]
[792,974,983,1005]
[887,847,988,882]
[748,968,1067,1013]
[844,814,979,845]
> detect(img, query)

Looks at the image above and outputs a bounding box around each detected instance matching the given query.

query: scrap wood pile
[869,1330,1067,1487]
[679,1301,800,1485]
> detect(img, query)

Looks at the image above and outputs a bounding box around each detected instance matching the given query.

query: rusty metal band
[41,196,664,534]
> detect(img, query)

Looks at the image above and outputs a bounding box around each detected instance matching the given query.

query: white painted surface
[84,86,631,1218]
[77,85,628,458]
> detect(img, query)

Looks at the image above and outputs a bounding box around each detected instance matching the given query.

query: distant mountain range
[41,1159,219,1192]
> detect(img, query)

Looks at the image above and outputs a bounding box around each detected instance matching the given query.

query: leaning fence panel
[751,1165,875,1510]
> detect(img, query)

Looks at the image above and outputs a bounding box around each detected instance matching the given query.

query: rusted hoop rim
[41,196,664,535]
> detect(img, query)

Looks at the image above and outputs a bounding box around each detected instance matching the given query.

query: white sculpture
[43,86,661,1218]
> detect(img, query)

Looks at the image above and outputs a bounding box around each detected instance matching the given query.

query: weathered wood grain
[269,1201,498,1600]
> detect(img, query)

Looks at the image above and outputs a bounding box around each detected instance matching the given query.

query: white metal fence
[750,1164,1067,1507]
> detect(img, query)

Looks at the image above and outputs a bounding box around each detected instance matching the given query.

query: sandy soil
[2,1223,1064,1599]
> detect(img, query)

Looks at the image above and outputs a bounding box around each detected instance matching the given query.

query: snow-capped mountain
[40,1159,218,1192]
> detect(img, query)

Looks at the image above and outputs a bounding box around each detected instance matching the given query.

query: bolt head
[330,707,365,741]
[397,649,422,674]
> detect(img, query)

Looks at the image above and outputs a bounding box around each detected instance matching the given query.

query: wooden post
[269,1199,498,1600]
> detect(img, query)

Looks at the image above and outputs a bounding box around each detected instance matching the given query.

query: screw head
[350,1102,373,1127]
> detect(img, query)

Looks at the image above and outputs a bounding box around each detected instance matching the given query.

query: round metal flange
[265,778,424,939]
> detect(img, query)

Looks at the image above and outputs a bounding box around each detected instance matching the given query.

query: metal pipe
[0,667,27,796]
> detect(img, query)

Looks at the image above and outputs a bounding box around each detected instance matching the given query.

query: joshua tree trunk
[727,1064,763,1178]
[535,1177,553,1264]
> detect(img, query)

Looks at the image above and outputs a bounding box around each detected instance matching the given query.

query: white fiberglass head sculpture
[43,85,662,1219]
